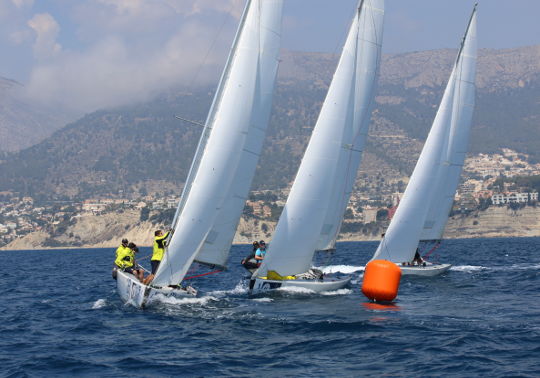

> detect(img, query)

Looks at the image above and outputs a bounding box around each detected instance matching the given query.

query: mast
[153,0,283,286]
[372,5,477,262]
[254,0,385,278]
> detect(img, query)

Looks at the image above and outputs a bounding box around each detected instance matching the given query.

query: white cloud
[24,16,233,115]
[18,1,248,116]
[11,0,34,9]
[27,13,61,59]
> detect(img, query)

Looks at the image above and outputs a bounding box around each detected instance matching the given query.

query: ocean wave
[91,299,107,309]
[252,297,273,302]
[451,265,488,272]
[153,294,218,306]
[320,288,353,296]
[208,281,248,297]
[316,265,365,274]
[276,286,316,294]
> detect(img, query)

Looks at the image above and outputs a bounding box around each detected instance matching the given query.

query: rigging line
[183,270,222,280]
[423,240,441,260]
[185,3,236,92]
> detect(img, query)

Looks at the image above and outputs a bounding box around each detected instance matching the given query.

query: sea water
[1,238,539,376]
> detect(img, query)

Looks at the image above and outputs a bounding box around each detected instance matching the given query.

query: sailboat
[250,0,385,293]
[116,0,284,307]
[370,4,478,277]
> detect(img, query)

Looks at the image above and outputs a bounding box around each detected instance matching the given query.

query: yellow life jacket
[115,246,134,269]
[152,231,169,262]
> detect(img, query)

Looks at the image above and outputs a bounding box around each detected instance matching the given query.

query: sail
[372,5,477,263]
[194,0,283,268]
[420,7,477,241]
[316,0,384,251]
[255,0,385,277]
[153,0,282,286]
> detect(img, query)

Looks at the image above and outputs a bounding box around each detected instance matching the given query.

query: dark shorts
[151,260,161,274]
[123,266,140,275]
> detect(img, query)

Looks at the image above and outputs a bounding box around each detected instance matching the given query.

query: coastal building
[491,192,538,205]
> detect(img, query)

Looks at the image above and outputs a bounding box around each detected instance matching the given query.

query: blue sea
[1,237,539,377]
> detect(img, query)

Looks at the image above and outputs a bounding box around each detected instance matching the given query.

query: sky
[0,0,538,117]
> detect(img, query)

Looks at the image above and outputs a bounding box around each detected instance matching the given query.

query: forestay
[372,5,477,263]
[153,0,283,286]
[255,0,385,278]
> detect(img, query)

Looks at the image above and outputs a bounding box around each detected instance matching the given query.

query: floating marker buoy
[362,259,401,302]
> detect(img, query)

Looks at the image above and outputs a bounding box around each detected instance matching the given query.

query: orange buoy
[362,259,402,302]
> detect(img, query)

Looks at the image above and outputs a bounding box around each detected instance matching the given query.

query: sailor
[115,238,130,259]
[112,238,130,279]
[412,248,425,266]
[241,241,260,271]
[115,241,144,281]
[143,229,170,285]
[254,240,267,266]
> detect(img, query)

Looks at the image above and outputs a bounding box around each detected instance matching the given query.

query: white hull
[116,270,196,308]
[250,276,351,294]
[399,263,452,277]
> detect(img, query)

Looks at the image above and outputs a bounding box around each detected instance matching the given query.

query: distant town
[0,148,538,248]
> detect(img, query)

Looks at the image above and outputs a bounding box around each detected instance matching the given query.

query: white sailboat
[370,5,478,277]
[117,0,284,307]
[250,0,385,293]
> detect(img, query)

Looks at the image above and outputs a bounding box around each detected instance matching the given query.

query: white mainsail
[194,1,283,269]
[372,5,477,263]
[420,8,477,241]
[255,0,385,277]
[153,0,283,286]
[316,0,384,251]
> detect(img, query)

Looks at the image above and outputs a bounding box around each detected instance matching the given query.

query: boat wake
[451,265,488,272]
[252,297,273,303]
[153,294,218,306]
[452,263,540,272]
[276,286,316,294]
[316,265,364,274]
[92,299,107,309]
[208,281,248,297]
[320,288,353,296]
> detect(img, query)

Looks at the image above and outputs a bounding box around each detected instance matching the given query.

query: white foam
[451,265,487,272]
[252,297,273,302]
[209,281,248,297]
[154,294,218,306]
[320,288,353,296]
[276,286,316,294]
[317,265,365,274]
[92,299,106,309]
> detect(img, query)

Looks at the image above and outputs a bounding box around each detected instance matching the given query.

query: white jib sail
[420,7,477,241]
[316,0,385,251]
[372,5,477,263]
[153,0,282,286]
[255,0,385,278]
[194,0,283,268]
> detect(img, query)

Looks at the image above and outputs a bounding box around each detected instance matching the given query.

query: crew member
[241,241,260,271]
[115,241,144,281]
[412,248,425,266]
[254,240,267,266]
[143,229,170,284]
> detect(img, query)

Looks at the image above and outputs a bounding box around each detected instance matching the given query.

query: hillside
[0,45,539,199]
[0,77,70,153]
[3,206,538,251]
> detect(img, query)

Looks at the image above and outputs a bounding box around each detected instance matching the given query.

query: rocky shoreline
[1,206,538,251]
